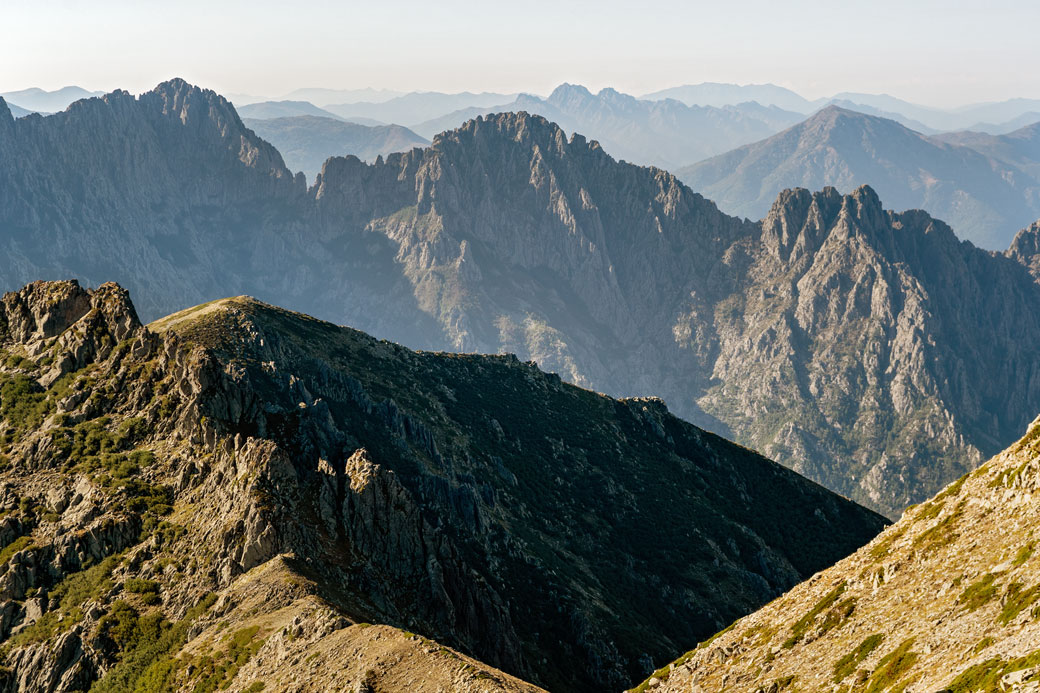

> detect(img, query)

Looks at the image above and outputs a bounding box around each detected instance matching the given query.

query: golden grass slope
[637,417,1040,693]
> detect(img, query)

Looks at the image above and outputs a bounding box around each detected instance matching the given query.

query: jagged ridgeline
[636,416,1040,693]
[0,281,884,692]
[6,79,1040,519]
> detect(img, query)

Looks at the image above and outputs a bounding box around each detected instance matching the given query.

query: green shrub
[834,633,884,682]
[91,592,217,693]
[189,625,266,693]
[998,582,1040,625]
[5,556,120,651]
[0,375,51,430]
[1013,543,1035,566]
[0,536,36,567]
[99,601,142,650]
[864,638,918,693]
[125,578,160,595]
[959,574,998,611]
[783,581,847,648]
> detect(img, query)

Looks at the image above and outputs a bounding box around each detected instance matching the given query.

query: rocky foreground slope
[6,80,1040,518]
[0,281,883,692]
[634,416,1040,692]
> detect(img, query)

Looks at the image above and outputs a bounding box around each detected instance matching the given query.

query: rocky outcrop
[0,283,884,692]
[1007,220,1040,279]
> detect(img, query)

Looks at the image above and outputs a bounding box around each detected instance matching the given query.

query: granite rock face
[3,81,1040,518]
[0,282,883,691]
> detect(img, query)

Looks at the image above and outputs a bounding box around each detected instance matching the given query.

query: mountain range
[4,80,1040,521]
[242,116,428,180]
[641,82,813,112]
[6,74,1040,692]
[282,86,405,105]
[0,279,883,691]
[678,105,1040,248]
[411,84,804,169]
[642,83,1040,133]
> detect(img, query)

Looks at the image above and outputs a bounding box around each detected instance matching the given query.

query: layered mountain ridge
[0,280,883,691]
[242,115,429,180]
[411,83,803,168]
[4,80,1040,517]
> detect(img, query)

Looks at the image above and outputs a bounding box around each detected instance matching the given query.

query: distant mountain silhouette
[935,121,1040,180]
[243,115,428,179]
[4,100,32,118]
[282,86,405,105]
[237,99,347,121]
[678,105,1040,248]
[641,82,813,112]
[324,91,518,125]
[413,84,804,169]
[0,85,102,112]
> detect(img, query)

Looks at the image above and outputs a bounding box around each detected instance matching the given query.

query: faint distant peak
[548,83,594,101]
[0,85,104,113]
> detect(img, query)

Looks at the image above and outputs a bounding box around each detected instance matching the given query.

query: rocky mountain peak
[146,78,235,120]
[808,103,870,126]
[596,87,633,106]
[1,280,140,345]
[760,185,876,261]
[841,183,887,229]
[438,111,571,151]
[1007,219,1040,278]
[546,83,595,106]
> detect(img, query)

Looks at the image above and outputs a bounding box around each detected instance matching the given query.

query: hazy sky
[4,0,1038,106]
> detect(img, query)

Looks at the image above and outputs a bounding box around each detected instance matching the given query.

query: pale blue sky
[3,0,1037,106]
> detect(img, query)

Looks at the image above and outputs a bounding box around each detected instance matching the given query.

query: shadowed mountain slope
[0,281,884,691]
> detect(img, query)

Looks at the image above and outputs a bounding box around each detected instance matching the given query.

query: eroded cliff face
[692,187,1040,514]
[0,281,883,692]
